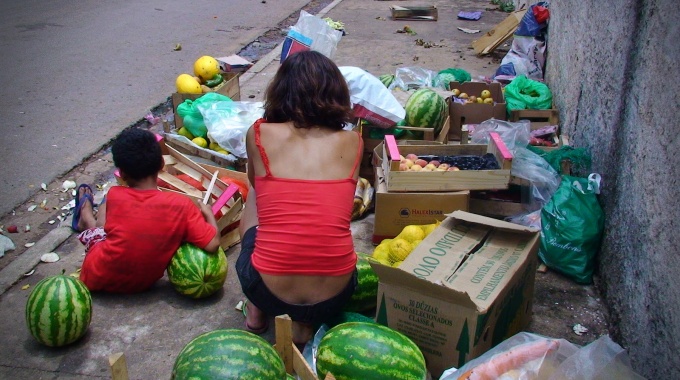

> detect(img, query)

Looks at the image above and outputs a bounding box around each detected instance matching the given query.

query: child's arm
[198,202,221,253]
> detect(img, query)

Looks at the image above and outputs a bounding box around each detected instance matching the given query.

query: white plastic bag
[340,66,405,128]
[280,10,343,61]
[197,101,264,159]
[499,36,547,81]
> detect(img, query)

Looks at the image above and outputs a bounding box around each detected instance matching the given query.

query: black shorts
[236,226,357,326]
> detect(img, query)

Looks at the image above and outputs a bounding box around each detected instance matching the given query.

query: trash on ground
[573,323,589,336]
[24,242,35,248]
[458,27,480,34]
[24,269,35,276]
[40,252,60,263]
[62,180,76,192]
[458,11,482,21]
[0,234,16,258]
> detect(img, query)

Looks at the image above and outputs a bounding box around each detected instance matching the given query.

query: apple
[452,88,461,96]
[469,95,477,103]
[458,92,469,99]
[480,89,491,99]
[414,159,428,167]
[476,97,484,103]
[483,97,494,104]
[405,153,419,162]
[410,164,423,171]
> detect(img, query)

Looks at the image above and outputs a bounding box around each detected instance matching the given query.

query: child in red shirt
[73,128,220,293]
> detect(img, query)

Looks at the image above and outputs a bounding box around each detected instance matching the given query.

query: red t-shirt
[80,186,216,293]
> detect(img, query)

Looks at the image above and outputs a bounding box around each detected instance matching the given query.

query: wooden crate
[159,145,244,249]
[274,315,336,380]
[390,6,438,21]
[381,133,513,192]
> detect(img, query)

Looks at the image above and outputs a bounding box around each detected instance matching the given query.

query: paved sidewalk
[0,0,610,379]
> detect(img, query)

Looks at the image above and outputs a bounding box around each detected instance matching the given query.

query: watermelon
[167,243,228,299]
[343,252,379,313]
[172,329,286,380]
[379,74,395,88]
[25,273,92,347]
[316,322,427,380]
[404,88,448,134]
[326,311,377,329]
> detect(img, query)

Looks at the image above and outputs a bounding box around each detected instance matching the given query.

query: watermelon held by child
[343,252,379,313]
[167,243,228,299]
[316,322,428,380]
[172,329,286,380]
[404,88,448,135]
[25,273,93,347]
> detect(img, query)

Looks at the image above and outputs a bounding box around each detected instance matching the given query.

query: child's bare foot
[73,184,96,232]
[243,300,268,334]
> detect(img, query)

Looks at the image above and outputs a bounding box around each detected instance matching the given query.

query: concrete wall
[545,0,680,378]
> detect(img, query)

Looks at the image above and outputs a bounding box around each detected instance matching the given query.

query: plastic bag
[495,36,547,81]
[505,75,553,111]
[389,66,438,91]
[470,119,531,152]
[539,173,605,284]
[511,147,561,209]
[440,332,645,380]
[176,92,233,138]
[340,66,405,128]
[280,10,343,62]
[432,68,472,90]
[197,101,264,159]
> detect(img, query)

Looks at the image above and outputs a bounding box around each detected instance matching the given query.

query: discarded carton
[372,166,469,244]
[371,211,540,378]
[449,82,507,141]
[216,55,253,73]
[381,134,513,192]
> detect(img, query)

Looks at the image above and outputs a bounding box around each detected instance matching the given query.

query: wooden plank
[109,352,129,380]
[472,9,527,55]
[275,315,294,375]
[390,6,438,21]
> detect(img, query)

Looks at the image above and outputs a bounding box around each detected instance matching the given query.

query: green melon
[167,243,228,299]
[172,329,286,380]
[25,273,92,347]
[404,88,448,134]
[379,74,395,88]
[343,252,379,313]
[316,322,427,380]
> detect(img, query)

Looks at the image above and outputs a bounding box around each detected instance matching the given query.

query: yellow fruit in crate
[388,238,412,263]
[209,141,221,151]
[480,89,492,99]
[392,261,403,268]
[192,137,209,148]
[422,221,441,236]
[372,244,392,265]
[176,74,202,94]
[396,225,425,243]
[177,127,195,140]
[215,149,230,155]
[411,239,422,248]
[194,56,221,82]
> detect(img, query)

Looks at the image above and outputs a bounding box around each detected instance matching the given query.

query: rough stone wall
[545,0,680,378]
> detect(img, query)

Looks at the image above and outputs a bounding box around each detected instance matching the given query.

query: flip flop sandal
[72,184,95,232]
[242,300,269,335]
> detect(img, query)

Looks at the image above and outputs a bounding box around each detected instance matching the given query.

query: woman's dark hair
[112,128,163,180]
[263,50,353,130]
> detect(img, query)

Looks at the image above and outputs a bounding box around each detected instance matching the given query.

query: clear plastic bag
[470,119,532,152]
[197,101,264,159]
[511,146,560,208]
[280,10,343,61]
[389,66,438,91]
[440,332,645,380]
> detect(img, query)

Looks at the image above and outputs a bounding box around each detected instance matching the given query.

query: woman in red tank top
[235,51,364,348]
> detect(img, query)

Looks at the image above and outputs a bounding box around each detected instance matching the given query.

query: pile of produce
[372,222,440,267]
[175,55,224,94]
[451,88,496,104]
[396,152,500,172]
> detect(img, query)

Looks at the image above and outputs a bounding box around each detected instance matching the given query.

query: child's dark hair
[264,50,353,130]
[112,128,163,181]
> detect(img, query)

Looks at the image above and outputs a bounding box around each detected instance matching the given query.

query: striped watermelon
[172,329,286,380]
[25,274,92,347]
[379,74,395,88]
[404,88,448,134]
[316,322,427,380]
[167,243,228,299]
[343,252,379,313]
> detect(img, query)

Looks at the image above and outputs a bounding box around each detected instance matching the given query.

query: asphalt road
[0,0,312,217]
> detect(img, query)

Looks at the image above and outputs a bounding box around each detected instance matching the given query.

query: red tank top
[251,119,360,276]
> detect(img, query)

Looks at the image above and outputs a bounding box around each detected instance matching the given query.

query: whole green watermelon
[172,329,286,380]
[343,252,379,313]
[404,88,448,135]
[379,74,395,88]
[316,322,427,380]
[167,243,228,299]
[25,273,92,347]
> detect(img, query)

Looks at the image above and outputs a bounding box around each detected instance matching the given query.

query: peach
[410,164,423,171]
[415,159,428,167]
[399,163,409,171]
[405,153,419,162]
[447,166,460,171]
[424,163,437,171]
[429,160,441,167]
[403,159,414,168]
[438,163,450,170]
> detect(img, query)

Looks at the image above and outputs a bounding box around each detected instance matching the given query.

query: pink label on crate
[489,132,513,160]
[385,135,400,161]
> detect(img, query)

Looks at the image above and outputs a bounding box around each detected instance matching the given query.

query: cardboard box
[172,72,241,131]
[371,211,540,378]
[359,116,450,183]
[372,166,469,244]
[216,55,253,73]
[449,82,506,141]
[381,134,513,192]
